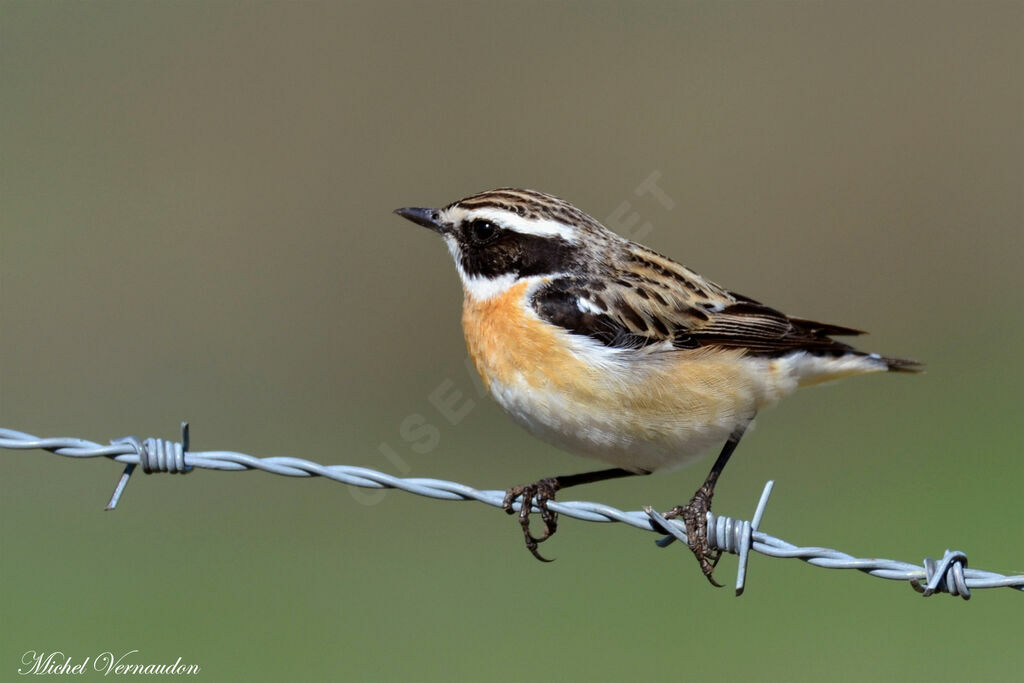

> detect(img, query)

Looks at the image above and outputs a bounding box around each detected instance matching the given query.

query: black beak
[394,206,445,233]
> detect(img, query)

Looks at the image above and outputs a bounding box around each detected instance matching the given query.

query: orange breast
[462,280,600,398]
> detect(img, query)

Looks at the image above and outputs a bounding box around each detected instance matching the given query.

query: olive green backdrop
[2,2,1021,681]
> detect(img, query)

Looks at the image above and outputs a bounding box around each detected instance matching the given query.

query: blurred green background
[2,1,1021,681]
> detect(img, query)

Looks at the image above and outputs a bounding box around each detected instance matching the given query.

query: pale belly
[483,350,788,473]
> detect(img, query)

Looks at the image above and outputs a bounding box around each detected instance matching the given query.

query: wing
[530,246,866,359]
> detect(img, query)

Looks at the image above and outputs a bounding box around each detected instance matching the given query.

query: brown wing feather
[678,300,859,357]
[532,243,875,360]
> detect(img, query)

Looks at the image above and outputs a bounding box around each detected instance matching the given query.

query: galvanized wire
[2,425,1021,599]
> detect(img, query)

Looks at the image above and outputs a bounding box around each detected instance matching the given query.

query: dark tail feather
[788,317,867,337]
[880,355,924,373]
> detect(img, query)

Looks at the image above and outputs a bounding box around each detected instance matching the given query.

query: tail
[872,354,924,373]
[785,316,924,375]
[788,350,922,388]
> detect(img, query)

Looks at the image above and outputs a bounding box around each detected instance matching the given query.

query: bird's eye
[469,219,498,242]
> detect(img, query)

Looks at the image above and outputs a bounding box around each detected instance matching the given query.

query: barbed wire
[2,424,1021,599]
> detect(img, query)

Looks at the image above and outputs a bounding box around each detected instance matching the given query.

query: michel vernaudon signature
[19,650,200,676]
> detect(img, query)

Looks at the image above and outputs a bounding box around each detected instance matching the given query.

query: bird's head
[395,188,611,300]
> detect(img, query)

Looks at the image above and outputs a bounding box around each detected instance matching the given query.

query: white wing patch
[576,297,606,315]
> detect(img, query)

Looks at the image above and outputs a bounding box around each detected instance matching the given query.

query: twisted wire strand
[2,426,1021,598]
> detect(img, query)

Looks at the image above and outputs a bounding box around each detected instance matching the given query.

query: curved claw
[503,478,561,562]
[524,531,555,563]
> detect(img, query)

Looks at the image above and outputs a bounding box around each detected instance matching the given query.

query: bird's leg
[503,467,643,562]
[663,423,749,586]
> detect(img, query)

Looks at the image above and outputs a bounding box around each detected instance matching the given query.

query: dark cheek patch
[459,233,575,279]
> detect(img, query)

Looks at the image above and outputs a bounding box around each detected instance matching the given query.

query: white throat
[442,236,519,301]
[461,272,520,301]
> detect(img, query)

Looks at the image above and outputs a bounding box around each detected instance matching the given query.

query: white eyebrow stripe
[466,207,579,242]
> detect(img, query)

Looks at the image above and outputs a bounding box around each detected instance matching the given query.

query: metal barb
[103,427,192,510]
[104,464,136,511]
[105,436,146,510]
[735,480,774,596]
[643,481,774,596]
[181,422,190,455]
[911,550,971,599]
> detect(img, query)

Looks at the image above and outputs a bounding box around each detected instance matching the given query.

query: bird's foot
[664,485,723,587]
[502,477,561,562]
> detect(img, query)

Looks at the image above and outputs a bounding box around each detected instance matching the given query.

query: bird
[395,187,920,584]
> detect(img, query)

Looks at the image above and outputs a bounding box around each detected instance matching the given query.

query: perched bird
[395,188,919,584]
